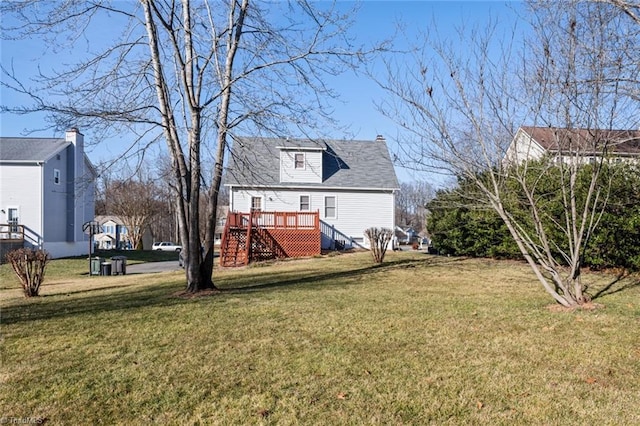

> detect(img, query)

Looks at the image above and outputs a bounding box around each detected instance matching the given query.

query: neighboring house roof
[0,137,71,163]
[227,136,399,190]
[520,126,640,156]
[95,215,127,226]
[95,234,115,242]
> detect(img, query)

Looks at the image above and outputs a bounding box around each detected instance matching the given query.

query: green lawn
[1,251,639,424]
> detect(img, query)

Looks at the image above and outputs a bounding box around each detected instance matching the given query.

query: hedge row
[428,163,640,271]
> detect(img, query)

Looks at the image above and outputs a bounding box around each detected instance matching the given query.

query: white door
[7,207,19,237]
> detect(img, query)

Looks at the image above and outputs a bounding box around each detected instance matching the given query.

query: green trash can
[110,256,127,275]
[90,257,103,276]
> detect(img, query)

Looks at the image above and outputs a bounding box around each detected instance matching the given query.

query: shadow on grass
[2,254,462,326]
[591,272,640,300]
[217,254,467,294]
[1,282,186,326]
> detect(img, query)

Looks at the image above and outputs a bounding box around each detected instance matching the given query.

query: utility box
[100,262,112,276]
[91,257,104,276]
[111,256,127,275]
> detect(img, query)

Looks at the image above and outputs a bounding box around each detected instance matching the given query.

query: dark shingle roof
[0,137,71,162]
[521,126,640,155]
[227,137,399,190]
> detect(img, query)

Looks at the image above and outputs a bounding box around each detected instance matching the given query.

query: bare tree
[396,181,434,232]
[1,1,377,292]
[595,0,640,25]
[365,227,393,263]
[105,179,162,250]
[377,1,640,307]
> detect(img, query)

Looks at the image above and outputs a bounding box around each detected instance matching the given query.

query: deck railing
[0,224,25,241]
[227,211,319,230]
[221,211,321,267]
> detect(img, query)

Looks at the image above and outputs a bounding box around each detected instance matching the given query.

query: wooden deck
[0,224,25,264]
[220,211,321,267]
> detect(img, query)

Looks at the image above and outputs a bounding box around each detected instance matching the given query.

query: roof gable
[0,137,71,163]
[227,136,399,190]
[520,126,640,156]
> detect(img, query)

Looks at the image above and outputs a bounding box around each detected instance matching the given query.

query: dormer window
[278,146,323,184]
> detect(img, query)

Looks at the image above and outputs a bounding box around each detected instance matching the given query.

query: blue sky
[0,1,524,185]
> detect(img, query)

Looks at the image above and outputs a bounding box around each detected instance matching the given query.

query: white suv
[152,241,182,252]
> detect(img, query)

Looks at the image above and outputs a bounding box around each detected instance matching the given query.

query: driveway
[126,260,182,274]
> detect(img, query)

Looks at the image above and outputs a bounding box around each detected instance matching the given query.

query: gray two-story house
[225,135,399,250]
[0,128,96,259]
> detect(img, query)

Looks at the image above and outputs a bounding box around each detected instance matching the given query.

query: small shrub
[365,227,393,263]
[5,248,51,297]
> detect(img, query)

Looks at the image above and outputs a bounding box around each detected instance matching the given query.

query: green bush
[428,163,640,271]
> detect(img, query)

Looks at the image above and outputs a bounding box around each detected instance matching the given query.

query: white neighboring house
[0,128,96,259]
[225,135,399,250]
[503,126,640,167]
[94,215,131,250]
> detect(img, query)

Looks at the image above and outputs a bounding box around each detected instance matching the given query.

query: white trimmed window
[294,153,305,169]
[54,169,61,185]
[324,196,336,219]
[299,195,310,211]
[251,196,262,211]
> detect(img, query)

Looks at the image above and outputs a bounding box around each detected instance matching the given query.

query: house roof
[520,126,640,156]
[227,136,399,190]
[95,215,126,226]
[0,137,72,163]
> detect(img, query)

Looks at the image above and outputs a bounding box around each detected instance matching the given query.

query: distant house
[94,215,155,250]
[503,126,640,167]
[0,128,96,259]
[394,226,417,244]
[94,215,130,250]
[223,135,399,264]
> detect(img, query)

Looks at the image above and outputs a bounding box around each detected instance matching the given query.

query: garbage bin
[111,256,127,275]
[91,257,104,276]
[100,261,112,276]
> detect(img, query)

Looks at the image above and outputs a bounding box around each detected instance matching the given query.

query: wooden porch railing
[0,224,25,241]
[220,211,321,267]
[226,211,319,229]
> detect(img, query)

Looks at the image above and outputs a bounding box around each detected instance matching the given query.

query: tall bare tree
[1,0,376,292]
[396,181,434,232]
[105,178,163,250]
[377,0,640,307]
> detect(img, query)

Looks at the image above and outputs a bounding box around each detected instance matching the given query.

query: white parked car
[152,241,182,252]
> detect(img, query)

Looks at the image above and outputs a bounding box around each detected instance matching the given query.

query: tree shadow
[1,283,185,326]
[217,255,467,294]
[591,271,640,300]
[2,254,463,326]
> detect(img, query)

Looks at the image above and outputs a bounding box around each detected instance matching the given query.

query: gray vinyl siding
[279,150,323,184]
[43,148,70,242]
[0,164,43,246]
[1,132,96,258]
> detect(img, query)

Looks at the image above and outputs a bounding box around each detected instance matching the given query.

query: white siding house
[0,129,96,259]
[226,136,399,250]
[503,126,640,167]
